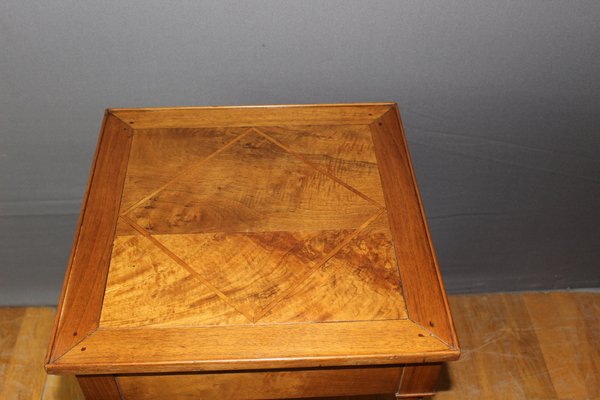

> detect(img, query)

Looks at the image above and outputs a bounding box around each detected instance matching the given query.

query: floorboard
[0,291,598,399]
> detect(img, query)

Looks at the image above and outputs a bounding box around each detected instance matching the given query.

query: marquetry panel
[100,233,249,327]
[102,124,408,328]
[126,131,379,234]
[258,124,386,206]
[260,213,407,323]
[153,228,354,321]
[119,127,248,212]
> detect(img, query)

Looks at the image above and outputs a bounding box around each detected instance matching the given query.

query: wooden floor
[1,291,598,400]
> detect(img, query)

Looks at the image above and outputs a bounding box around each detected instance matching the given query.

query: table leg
[77,375,121,400]
[396,363,442,398]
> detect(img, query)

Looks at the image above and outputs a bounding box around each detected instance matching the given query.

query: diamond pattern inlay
[100,125,407,328]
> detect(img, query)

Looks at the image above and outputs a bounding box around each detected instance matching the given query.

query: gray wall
[1,1,599,305]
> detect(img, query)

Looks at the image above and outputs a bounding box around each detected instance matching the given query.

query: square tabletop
[46,103,459,375]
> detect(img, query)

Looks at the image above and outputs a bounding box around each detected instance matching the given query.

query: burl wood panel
[117,367,403,400]
[100,124,407,327]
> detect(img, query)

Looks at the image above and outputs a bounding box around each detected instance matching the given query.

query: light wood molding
[109,103,394,129]
[369,106,458,347]
[45,114,134,363]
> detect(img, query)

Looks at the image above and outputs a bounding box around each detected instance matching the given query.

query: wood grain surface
[117,367,403,400]
[436,294,557,399]
[433,293,600,400]
[46,104,458,377]
[259,213,407,323]
[125,130,379,234]
[257,124,386,206]
[100,233,250,328]
[522,292,600,399]
[119,127,248,213]
[42,374,85,400]
[0,308,54,400]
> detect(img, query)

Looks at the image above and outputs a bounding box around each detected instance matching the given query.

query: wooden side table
[45,103,459,399]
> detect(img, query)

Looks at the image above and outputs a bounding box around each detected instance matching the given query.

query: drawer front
[117,366,403,400]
